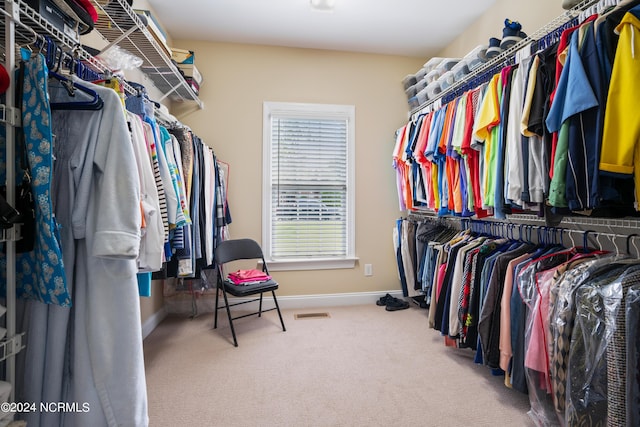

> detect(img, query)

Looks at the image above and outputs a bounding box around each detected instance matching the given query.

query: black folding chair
[214,238,286,346]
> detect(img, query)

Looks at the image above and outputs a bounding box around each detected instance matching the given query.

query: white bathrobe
[23,78,148,427]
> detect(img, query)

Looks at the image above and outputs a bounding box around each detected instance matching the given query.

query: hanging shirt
[498,251,533,372]
[473,73,502,209]
[548,22,582,178]
[157,127,180,242]
[494,66,515,219]
[460,88,478,215]
[416,113,435,207]
[392,125,409,211]
[128,112,164,273]
[601,6,640,208]
[506,64,527,208]
[546,30,598,209]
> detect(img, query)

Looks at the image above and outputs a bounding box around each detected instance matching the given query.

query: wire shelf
[0,0,203,107]
[91,0,203,107]
[409,0,601,116]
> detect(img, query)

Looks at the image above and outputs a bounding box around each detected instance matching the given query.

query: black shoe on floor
[376,293,394,306]
[411,295,429,309]
[385,297,410,311]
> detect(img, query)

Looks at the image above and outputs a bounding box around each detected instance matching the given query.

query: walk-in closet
[2,0,640,426]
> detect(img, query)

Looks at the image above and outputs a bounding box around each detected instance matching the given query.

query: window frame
[262,101,357,271]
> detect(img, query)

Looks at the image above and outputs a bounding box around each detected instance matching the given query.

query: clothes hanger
[543,226,557,247]
[518,223,525,243]
[549,227,558,245]
[45,38,64,72]
[566,228,577,248]
[627,234,639,257]
[46,44,103,110]
[545,227,554,246]
[49,59,104,111]
[537,226,546,246]
[582,230,594,252]
[17,30,40,57]
[595,232,604,252]
[508,223,517,241]
[608,234,621,256]
[528,225,537,245]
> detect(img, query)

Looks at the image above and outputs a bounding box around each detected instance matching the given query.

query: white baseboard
[163,290,405,316]
[275,290,405,309]
[142,306,168,339]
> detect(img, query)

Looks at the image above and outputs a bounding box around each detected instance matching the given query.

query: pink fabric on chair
[228,269,271,284]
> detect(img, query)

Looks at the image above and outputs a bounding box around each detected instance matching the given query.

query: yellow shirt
[473,73,501,208]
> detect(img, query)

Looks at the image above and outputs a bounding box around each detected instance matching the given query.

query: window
[262,102,356,270]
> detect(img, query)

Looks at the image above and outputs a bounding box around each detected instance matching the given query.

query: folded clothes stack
[227,269,271,285]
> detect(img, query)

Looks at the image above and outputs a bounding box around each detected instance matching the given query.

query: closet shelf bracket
[157,81,183,103]
[97,24,140,56]
[0,105,21,128]
[5,0,19,22]
[0,334,24,364]
[0,226,22,243]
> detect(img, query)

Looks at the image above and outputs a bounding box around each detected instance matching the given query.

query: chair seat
[223,278,279,297]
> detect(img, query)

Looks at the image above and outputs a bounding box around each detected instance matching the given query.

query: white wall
[170,41,424,297]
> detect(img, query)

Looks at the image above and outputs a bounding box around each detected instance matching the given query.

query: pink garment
[393,125,409,211]
[524,267,557,393]
[228,269,271,284]
[499,253,532,372]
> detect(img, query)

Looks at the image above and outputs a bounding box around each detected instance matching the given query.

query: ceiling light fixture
[310,0,335,12]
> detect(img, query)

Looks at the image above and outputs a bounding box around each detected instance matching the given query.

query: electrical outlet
[364,264,373,276]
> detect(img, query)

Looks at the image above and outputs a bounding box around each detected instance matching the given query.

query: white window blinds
[263,102,355,265]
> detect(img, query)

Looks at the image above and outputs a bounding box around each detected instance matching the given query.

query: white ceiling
[145,0,497,58]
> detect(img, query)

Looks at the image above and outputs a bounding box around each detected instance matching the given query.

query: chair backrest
[215,238,266,265]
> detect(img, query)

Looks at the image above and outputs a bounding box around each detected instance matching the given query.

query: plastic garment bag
[626,285,640,427]
[523,267,561,426]
[564,264,633,426]
[543,255,618,425]
[518,250,591,426]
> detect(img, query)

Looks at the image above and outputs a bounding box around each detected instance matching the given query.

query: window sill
[262,257,358,271]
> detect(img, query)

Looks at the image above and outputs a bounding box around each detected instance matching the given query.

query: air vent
[294,312,331,319]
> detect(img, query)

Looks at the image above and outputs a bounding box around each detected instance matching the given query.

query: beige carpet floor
[143,302,535,427]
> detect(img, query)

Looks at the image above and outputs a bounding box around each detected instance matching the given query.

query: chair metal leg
[220,286,238,347]
[214,284,220,329]
[272,290,286,332]
[258,292,263,317]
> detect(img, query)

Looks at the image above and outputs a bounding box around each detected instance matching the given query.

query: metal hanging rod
[407,212,640,256]
[508,214,640,230]
[408,210,640,232]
